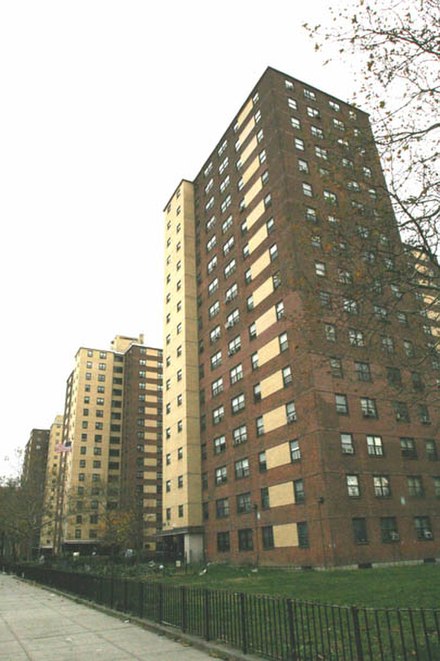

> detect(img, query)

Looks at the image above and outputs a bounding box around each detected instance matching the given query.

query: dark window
[352,518,368,544]
[238,528,254,551]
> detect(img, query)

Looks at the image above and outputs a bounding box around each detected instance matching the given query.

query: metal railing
[3,564,439,661]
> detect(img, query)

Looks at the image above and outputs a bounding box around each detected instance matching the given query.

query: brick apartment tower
[162,67,439,567]
[40,415,64,552]
[57,335,162,554]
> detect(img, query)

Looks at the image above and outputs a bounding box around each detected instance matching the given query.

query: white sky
[0,0,358,477]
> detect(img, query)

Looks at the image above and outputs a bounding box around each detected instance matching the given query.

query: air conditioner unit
[390,531,400,541]
[287,414,297,424]
[343,447,354,454]
[424,530,433,539]
[225,320,234,328]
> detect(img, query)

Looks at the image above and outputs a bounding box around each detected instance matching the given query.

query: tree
[304,0,439,264]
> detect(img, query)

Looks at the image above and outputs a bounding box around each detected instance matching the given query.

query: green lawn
[143,563,440,608]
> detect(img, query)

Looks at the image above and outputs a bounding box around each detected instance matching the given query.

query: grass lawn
[144,563,440,609]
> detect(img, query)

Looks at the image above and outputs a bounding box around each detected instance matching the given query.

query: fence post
[181,586,187,633]
[351,606,364,661]
[240,592,248,655]
[286,599,297,661]
[110,575,114,609]
[138,581,144,619]
[158,583,163,623]
[204,589,210,641]
[124,579,128,612]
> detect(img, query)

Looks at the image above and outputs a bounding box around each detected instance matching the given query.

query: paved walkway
[0,573,213,660]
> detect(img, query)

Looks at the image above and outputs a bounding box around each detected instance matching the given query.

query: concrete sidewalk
[0,573,214,660]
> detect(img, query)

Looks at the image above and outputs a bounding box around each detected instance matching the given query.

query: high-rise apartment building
[56,335,162,554]
[162,67,439,567]
[40,415,64,552]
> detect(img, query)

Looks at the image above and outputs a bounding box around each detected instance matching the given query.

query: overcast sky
[0,0,359,477]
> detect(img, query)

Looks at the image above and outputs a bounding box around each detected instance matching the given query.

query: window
[258,451,267,472]
[207,255,217,274]
[311,125,324,139]
[341,433,354,454]
[315,146,328,160]
[291,116,301,130]
[343,298,359,315]
[328,357,343,379]
[208,301,220,318]
[349,329,364,347]
[400,437,417,458]
[233,424,248,446]
[251,352,259,370]
[315,261,326,277]
[286,401,297,423]
[411,372,424,391]
[433,477,440,498]
[228,335,241,356]
[305,207,318,223]
[279,332,288,352]
[269,243,278,261]
[325,324,336,342]
[298,158,309,173]
[287,97,297,109]
[339,269,352,284]
[352,518,368,544]
[381,517,399,543]
[355,362,371,382]
[211,351,222,370]
[261,487,270,510]
[217,531,230,552]
[238,528,253,551]
[347,474,360,497]
[256,416,264,436]
[367,435,384,456]
[221,195,232,213]
[226,308,240,328]
[294,137,305,151]
[232,393,245,414]
[319,291,332,309]
[178,475,184,489]
[373,475,391,497]
[212,405,224,425]
[224,260,237,279]
[290,439,301,462]
[361,398,377,419]
[302,182,313,197]
[393,401,409,422]
[408,476,424,497]
[404,340,415,357]
[323,190,337,205]
[215,466,227,485]
[262,525,274,549]
[294,479,305,503]
[381,335,395,354]
[282,365,293,386]
[253,383,261,401]
[178,505,184,518]
[208,278,219,296]
[213,435,226,455]
[206,235,217,252]
[223,236,234,256]
[230,363,243,384]
[249,322,257,340]
[235,458,250,479]
[426,439,438,460]
[414,516,433,541]
[216,498,229,518]
[387,367,402,387]
[335,394,349,415]
[276,300,285,319]
[419,404,431,424]
[210,325,221,345]
[236,492,252,514]
[297,522,309,548]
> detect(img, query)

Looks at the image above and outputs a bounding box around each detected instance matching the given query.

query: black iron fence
[2,564,439,661]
